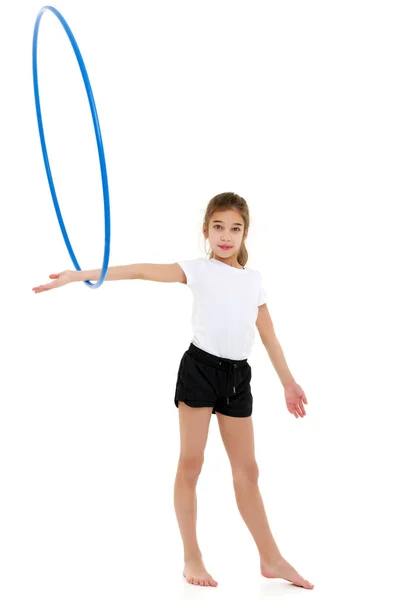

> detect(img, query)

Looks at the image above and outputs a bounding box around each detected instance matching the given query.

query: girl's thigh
[177,401,213,460]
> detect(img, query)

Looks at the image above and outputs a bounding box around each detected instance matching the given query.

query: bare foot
[261,556,314,589]
[183,556,218,587]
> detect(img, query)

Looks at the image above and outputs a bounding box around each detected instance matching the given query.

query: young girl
[32,192,313,590]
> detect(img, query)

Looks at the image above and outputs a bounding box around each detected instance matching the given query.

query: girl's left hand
[284,381,308,418]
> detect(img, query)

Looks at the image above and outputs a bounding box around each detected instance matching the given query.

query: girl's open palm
[32,270,74,294]
[284,381,308,418]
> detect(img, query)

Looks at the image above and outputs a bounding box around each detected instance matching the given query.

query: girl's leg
[174,401,218,587]
[216,413,314,590]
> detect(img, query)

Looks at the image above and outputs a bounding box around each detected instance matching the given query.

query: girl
[32,192,313,590]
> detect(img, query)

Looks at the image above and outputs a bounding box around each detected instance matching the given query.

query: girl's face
[205,210,246,260]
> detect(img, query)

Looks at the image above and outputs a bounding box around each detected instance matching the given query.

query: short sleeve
[258,272,267,306]
[176,258,202,287]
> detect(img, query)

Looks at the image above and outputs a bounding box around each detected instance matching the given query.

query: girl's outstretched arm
[32,263,186,293]
[71,263,186,283]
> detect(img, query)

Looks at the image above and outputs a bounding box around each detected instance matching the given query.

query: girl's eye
[214,225,241,232]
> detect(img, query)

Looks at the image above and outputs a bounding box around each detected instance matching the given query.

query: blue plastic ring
[32,5,111,288]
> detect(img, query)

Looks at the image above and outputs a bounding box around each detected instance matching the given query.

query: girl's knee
[178,455,204,479]
[232,461,259,483]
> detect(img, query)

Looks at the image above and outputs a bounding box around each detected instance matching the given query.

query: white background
[1,0,399,598]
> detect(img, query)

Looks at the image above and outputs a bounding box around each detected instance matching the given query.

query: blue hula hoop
[32,5,111,288]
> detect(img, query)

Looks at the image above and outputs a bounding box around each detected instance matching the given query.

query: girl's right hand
[32,270,76,294]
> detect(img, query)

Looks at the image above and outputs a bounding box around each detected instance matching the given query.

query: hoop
[32,5,111,288]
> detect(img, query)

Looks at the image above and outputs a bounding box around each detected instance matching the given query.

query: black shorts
[174,343,253,418]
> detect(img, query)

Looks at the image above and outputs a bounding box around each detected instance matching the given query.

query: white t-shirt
[177,257,268,360]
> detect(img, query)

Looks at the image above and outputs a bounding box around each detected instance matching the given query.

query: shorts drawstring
[219,360,238,405]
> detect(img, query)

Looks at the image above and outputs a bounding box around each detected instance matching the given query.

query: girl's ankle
[184,552,203,562]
